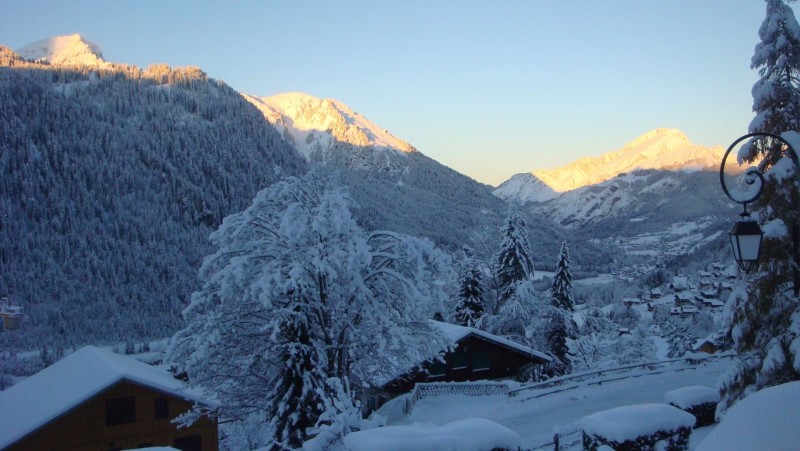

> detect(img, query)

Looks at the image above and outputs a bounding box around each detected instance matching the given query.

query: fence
[527,429,583,451]
[404,380,512,413]
[508,352,736,401]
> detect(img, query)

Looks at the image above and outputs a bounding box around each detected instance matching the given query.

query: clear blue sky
[1,0,772,186]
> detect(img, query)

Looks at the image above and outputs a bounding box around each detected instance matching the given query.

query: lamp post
[719,132,800,296]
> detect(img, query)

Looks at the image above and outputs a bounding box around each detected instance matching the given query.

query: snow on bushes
[342,418,520,451]
[664,385,719,428]
[697,381,800,451]
[579,403,695,451]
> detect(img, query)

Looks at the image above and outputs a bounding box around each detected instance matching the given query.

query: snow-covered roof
[0,346,212,449]
[430,321,551,363]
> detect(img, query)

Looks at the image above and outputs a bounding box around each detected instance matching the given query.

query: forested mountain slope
[0,46,307,350]
[246,92,584,258]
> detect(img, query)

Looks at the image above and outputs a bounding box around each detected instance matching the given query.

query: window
[428,360,446,377]
[154,397,169,419]
[105,396,136,427]
[472,350,490,371]
[451,350,467,370]
[174,434,203,451]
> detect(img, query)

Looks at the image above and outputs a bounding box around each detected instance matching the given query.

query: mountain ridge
[495,128,726,203]
[16,34,109,67]
[243,92,416,162]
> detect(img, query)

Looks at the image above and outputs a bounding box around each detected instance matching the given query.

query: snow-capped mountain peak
[243,92,415,160]
[494,128,725,203]
[17,34,107,67]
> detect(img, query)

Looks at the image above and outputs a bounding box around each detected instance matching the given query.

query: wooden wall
[7,380,218,451]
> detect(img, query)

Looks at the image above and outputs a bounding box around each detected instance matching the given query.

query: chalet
[649,288,663,299]
[698,278,715,290]
[670,305,698,316]
[701,299,725,309]
[700,289,718,299]
[0,297,23,331]
[719,281,734,291]
[366,321,551,411]
[669,276,689,292]
[618,327,631,336]
[695,340,718,354]
[674,292,694,306]
[0,346,218,451]
[622,298,643,307]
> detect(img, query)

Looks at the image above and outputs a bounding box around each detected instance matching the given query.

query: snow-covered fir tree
[454,254,486,327]
[539,242,576,377]
[266,310,324,449]
[746,0,800,152]
[551,241,575,311]
[665,318,697,358]
[495,206,535,308]
[166,171,454,448]
[542,310,573,378]
[719,0,800,417]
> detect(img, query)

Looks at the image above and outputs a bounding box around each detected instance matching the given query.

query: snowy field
[379,359,730,450]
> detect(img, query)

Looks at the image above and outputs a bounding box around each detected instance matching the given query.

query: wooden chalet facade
[0,297,23,331]
[0,346,218,451]
[365,322,551,411]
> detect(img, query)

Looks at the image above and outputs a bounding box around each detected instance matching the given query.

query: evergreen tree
[542,312,572,378]
[746,0,800,150]
[454,257,486,327]
[495,206,535,308]
[551,241,574,312]
[665,318,696,358]
[267,310,324,450]
[720,0,800,417]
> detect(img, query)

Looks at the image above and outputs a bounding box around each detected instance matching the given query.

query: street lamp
[719,132,799,291]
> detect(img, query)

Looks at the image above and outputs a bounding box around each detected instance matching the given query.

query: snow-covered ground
[379,359,730,449]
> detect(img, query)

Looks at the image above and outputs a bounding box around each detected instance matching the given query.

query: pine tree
[551,241,574,312]
[495,206,535,308]
[454,257,486,327]
[746,0,800,150]
[665,318,696,358]
[542,313,571,378]
[719,0,800,417]
[267,310,324,450]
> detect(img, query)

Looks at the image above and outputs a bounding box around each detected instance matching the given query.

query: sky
[0,0,773,186]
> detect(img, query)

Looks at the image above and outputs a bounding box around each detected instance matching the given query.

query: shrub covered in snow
[697,381,800,451]
[664,385,719,428]
[579,403,695,451]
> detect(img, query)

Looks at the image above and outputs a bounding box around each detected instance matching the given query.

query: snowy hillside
[0,47,307,350]
[495,129,725,203]
[16,34,109,67]
[242,91,609,262]
[243,92,415,162]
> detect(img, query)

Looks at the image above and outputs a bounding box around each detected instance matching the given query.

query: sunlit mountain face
[16,34,109,67]
[494,128,726,203]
